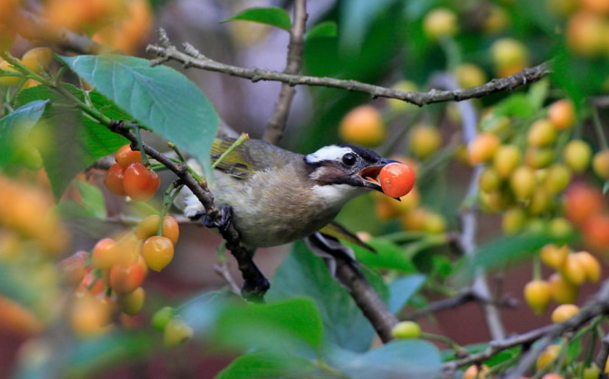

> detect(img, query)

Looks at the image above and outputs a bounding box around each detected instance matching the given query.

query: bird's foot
[241,274,270,303]
[203,205,233,234]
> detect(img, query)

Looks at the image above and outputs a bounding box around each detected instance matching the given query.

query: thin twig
[147,33,552,107]
[402,291,476,320]
[213,262,241,296]
[597,332,609,376]
[263,0,308,144]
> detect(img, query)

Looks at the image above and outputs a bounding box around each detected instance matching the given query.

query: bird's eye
[342,153,357,166]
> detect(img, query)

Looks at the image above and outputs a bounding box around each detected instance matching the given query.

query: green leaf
[59,55,218,180]
[267,242,385,352]
[340,0,396,52]
[215,352,319,379]
[325,340,442,379]
[15,85,127,199]
[307,21,337,40]
[527,78,550,112]
[223,7,291,31]
[211,297,324,353]
[0,100,48,171]
[352,238,417,272]
[493,94,536,118]
[72,180,106,218]
[388,274,425,314]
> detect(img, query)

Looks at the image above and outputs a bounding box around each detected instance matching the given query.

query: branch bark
[263,0,308,144]
[147,33,551,107]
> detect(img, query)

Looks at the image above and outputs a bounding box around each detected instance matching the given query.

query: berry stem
[157,182,183,236]
[420,332,466,354]
[168,142,187,163]
[131,125,150,167]
[533,255,541,281]
[212,133,250,169]
[591,106,608,150]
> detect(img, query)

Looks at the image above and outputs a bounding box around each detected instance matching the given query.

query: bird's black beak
[358,158,401,199]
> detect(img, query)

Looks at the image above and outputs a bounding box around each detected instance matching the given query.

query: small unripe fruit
[524,280,552,315]
[563,140,591,173]
[422,212,447,234]
[118,287,145,316]
[510,166,536,201]
[479,167,502,193]
[528,119,557,147]
[525,147,554,169]
[592,150,609,179]
[573,251,601,282]
[540,244,569,269]
[548,99,575,130]
[560,254,586,286]
[544,164,571,195]
[482,5,508,34]
[548,218,574,239]
[491,38,529,69]
[583,364,600,379]
[548,273,578,304]
[339,105,385,147]
[423,8,459,40]
[529,188,552,216]
[164,318,194,347]
[551,304,579,323]
[409,125,442,159]
[152,306,175,331]
[391,321,421,339]
[502,207,527,235]
[454,64,487,89]
[463,365,489,379]
[494,145,521,178]
[468,133,500,165]
[536,345,560,370]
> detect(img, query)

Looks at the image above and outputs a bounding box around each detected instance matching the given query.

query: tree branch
[262,0,308,144]
[403,291,476,320]
[147,32,551,107]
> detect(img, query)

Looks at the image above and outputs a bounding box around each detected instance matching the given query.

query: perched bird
[176,136,398,251]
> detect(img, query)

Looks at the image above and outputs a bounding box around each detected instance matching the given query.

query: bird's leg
[204,205,270,303]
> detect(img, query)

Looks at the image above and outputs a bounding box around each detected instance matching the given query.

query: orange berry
[541,374,564,379]
[548,99,575,130]
[463,365,489,379]
[379,163,416,198]
[123,162,160,201]
[540,244,569,269]
[551,304,579,323]
[582,214,609,253]
[563,140,591,173]
[21,47,53,74]
[566,11,608,57]
[468,133,500,165]
[92,238,121,270]
[580,0,609,15]
[105,163,126,196]
[524,280,552,315]
[135,215,180,245]
[563,183,604,225]
[109,263,145,295]
[0,60,22,87]
[115,144,143,168]
[142,236,174,272]
[339,105,385,147]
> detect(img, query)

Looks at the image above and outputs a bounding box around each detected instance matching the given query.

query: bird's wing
[318,221,377,253]
[211,137,294,180]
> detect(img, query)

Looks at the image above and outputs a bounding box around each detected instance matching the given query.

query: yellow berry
[551,304,579,323]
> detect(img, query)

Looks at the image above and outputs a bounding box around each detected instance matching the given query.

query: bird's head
[304,144,398,205]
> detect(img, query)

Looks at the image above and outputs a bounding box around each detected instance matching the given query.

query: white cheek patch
[312,184,362,207]
[306,145,354,164]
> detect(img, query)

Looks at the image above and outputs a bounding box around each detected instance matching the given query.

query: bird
[175,136,398,251]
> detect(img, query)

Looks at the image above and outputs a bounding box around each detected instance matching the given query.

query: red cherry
[105,163,126,196]
[379,163,416,198]
[115,144,143,168]
[123,162,160,201]
[109,263,145,295]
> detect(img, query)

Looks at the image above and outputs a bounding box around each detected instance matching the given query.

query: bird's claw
[241,275,270,303]
[203,205,233,234]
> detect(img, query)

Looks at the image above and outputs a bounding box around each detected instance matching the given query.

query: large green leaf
[210,297,324,354]
[388,274,426,314]
[215,352,320,379]
[59,55,218,180]
[72,180,107,219]
[267,242,387,353]
[15,85,127,199]
[223,7,291,31]
[307,21,337,40]
[0,100,48,171]
[324,340,442,379]
[351,238,417,272]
